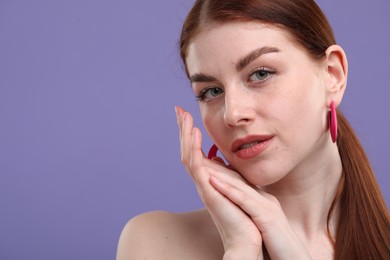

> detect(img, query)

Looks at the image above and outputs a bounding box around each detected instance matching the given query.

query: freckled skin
[187,22,332,187]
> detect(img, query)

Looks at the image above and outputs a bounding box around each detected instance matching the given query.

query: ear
[324,45,348,107]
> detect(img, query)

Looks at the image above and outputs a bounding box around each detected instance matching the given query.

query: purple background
[0,0,389,259]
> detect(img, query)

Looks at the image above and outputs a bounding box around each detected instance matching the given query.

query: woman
[117,0,389,259]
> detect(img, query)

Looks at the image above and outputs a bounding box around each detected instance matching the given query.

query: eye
[196,87,223,102]
[248,67,275,82]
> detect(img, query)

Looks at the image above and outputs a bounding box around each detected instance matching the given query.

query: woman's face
[186,22,332,186]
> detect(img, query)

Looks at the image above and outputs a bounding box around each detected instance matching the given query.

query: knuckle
[190,158,202,172]
[181,155,188,165]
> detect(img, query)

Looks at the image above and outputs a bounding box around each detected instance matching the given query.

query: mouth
[231,135,273,159]
[231,135,273,152]
[238,141,261,150]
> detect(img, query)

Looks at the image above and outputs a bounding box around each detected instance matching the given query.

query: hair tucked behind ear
[179,0,390,258]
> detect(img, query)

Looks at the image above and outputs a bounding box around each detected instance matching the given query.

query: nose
[223,87,255,128]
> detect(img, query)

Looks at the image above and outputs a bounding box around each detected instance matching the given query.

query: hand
[176,106,312,260]
[176,106,263,259]
[207,165,312,260]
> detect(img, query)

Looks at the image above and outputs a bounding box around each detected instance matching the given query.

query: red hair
[179,1,390,258]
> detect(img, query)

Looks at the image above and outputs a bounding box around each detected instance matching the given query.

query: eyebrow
[236,46,280,71]
[189,46,280,83]
[190,73,217,83]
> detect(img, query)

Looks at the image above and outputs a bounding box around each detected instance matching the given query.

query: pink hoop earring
[328,101,337,143]
[207,144,219,159]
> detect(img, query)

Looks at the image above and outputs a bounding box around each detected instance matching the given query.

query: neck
[262,142,342,241]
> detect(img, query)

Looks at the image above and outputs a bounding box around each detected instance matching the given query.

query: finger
[175,106,185,129]
[175,106,186,162]
[175,106,185,142]
[190,129,237,200]
[188,133,265,249]
[190,127,209,183]
[211,156,226,166]
[209,176,258,213]
[203,158,248,184]
[180,111,195,171]
[209,175,278,228]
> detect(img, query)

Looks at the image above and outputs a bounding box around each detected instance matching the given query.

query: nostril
[224,110,252,127]
[223,91,254,127]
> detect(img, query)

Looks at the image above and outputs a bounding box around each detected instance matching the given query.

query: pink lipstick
[231,135,273,160]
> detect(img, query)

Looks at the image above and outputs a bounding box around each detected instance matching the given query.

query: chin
[233,162,287,187]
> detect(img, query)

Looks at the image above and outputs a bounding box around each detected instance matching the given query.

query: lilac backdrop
[0,0,389,259]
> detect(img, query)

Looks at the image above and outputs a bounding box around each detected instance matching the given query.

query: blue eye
[249,68,275,82]
[196,87,223,102]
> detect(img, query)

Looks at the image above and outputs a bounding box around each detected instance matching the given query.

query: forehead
[186,21,301,72]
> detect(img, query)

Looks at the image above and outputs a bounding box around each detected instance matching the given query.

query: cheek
[201,108,220,140]
[202,114,214,133]
[273,75,325,140]
[201,107,229,149]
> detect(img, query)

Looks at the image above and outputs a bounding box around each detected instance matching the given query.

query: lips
[231,135,273,159]
[238,141,261,150]
[231,135,273,152]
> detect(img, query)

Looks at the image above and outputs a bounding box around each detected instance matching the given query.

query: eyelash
[195,87,222,103]
[248,67,276,83]
[195,67,276,103]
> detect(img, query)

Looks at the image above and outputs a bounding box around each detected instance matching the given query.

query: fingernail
[181,112,186,130]
[175,106,180,126]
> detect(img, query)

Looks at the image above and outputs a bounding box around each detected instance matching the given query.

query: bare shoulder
[116,209,223,260]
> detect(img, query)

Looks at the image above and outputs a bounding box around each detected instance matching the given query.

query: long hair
[179,1,390,259]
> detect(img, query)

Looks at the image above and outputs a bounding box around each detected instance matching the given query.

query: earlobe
[325,45,348,107]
